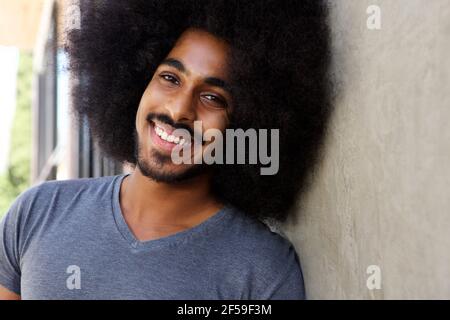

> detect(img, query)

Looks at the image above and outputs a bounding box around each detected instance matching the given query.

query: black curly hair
[65,0,333,223]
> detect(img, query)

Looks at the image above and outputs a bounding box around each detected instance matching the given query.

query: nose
[164,89,196,124]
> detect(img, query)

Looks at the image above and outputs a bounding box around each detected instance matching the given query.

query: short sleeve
[260,244,306,300]
[0,195,25,295]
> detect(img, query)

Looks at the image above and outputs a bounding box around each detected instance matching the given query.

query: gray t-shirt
[0,174,305,300]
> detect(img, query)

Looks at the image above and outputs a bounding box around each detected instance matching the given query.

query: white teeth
[154,124,185,145]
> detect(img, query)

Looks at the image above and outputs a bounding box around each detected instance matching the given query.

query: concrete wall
[283,0,450,299]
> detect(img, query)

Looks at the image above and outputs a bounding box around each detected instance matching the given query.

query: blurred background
[0,0,449,299]
[0,0,123,217]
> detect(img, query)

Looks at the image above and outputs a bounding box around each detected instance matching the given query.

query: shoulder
[31,175,118,198]
[16,175,121,208]
[1,175,123,257]
[215,206,306,299]
[223,207,297,264]
[2,175,120,232]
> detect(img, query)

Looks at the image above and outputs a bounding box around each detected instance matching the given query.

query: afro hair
[65,0,333,223]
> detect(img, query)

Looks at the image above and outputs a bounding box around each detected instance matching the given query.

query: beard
[133,129,208,183]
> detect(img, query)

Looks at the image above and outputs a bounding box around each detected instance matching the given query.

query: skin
[119,28,233,242]
[0,286,20,300]
[0,27,233,300]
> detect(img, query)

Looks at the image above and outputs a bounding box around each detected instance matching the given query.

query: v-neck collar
[111,174,233,251]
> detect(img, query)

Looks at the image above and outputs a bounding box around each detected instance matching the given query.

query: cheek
[198,109,229,133]
[135,81,163,130]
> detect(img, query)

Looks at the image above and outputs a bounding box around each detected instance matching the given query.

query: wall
[283,0,450,299]
[0,0,45,50]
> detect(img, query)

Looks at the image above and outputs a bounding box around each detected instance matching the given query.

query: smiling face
[134,28,232,183]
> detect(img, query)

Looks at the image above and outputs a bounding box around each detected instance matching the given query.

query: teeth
[154,124,186,146]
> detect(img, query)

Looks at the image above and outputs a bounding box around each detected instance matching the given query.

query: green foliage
[0,51,33,217]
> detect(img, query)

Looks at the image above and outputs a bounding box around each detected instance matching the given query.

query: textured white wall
[283,0,450,299]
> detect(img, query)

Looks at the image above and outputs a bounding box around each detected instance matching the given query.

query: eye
[159,73,180,86]
[201,94,228,108]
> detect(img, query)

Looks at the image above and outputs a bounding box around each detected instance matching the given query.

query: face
[134,28,233,183]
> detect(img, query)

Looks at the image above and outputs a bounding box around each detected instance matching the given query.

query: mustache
[146,113,194,137]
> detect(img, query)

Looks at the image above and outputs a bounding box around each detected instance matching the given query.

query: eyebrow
[160,58,231,93]
[160,58,187,74]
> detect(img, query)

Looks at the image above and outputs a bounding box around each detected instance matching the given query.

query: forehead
[164,28,230,79]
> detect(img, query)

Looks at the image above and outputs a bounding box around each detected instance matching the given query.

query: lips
[153,121,175,136]
[148,121,184,152]
[155,123,187,146]
[148,120,205,148]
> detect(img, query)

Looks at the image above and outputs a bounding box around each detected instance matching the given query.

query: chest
[18,231,249,299]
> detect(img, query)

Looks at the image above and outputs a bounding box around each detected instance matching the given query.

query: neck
[119,166,223,228]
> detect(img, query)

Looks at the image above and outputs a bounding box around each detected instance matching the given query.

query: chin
[137,154,206,184]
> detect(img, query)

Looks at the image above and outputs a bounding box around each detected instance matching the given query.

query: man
[0,0,331,299]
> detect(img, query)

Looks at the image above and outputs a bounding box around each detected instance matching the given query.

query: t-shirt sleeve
[259,243,307,300]
[0,193,26,295]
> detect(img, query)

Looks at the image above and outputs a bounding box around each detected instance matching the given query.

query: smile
[148,121,192,153]
[154,124,187,146]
